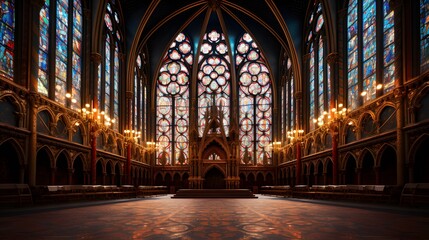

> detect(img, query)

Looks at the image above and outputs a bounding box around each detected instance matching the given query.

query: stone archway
[204,166,225,189]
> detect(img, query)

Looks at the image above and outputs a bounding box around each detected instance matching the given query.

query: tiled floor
[1,195,429,239]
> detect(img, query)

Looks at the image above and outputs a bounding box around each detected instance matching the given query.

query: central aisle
[1,195,428,239]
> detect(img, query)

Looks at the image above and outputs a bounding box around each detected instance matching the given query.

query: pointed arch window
[132,53,147,142]
[281,56,294,143]
[38,0,83,110]
[236,33,272,165]
[306,2,328,130]
[100,2,122,130]
[156,33,192,165]
[346,0,395,110]
[198,30,231,137]
[0,0,15,80]
[421,0,429,72]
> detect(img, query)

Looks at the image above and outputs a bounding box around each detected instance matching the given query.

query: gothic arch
[199,138,229,160]
[37,146,54,168]
[55,149,71,168]
[0,138,25,166]
[203,164,226,178]
[358,148,376,168]
[0,91,26,127]
[409,133,429,165]
[375,143,396,167]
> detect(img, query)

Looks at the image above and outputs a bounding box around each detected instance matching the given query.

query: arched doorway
[0,141,21,183]
[413,137,429,182]
[204,167,225,189]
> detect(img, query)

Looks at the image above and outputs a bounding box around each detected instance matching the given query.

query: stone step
[171,189,258,198]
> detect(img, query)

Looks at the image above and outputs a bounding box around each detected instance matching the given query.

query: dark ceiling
[121,0,309,83]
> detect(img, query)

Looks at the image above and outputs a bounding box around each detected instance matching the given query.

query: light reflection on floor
[1,195,428,239]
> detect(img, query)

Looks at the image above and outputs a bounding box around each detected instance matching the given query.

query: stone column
[27,0,44,186]
[391,0,405,185]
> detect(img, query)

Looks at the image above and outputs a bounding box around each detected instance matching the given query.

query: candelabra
[79,103,115,133]
[123,129,141,144]
[78,102,114,184]
[286,128,305,185]
[313,103,348,132]
[287,129,305,143]
[312,103,349,185]
[145,141,158,153]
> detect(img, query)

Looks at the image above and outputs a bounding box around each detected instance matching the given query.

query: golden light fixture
[314,103,348,132]
[287,129,305,143]
[79,102,115,132]
[124,129,141,143]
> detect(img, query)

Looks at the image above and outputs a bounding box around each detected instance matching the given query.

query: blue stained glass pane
[384,28,394,46]
[39,52,48,71]
[56,2,68,25]
[384,44,395,65]
[348,50,358,69]
[348,6,357,27]
[1,1,14,26]
[55,77,66,105]
[363,56,376,78]
[348,68,358,86]
[383,64,395,93]
[384,11,394,30]
[348,84,359,109]
[363,75,376,102]
[56,38,67,61]
[55,58,67,80]
[363,2,376,30]
[0,0,15,79]
[348,22,358,39]
[421,37,429,69]
[37,70,48,95]
[72,53,81,74]
[363,24,376,42]
[363,39,376,60]
[38,0,49,92]
[348,35,357,55]
[56,20,68,43]
[421,0,429,70]
[40,31,49,52]
[363,0,373,11]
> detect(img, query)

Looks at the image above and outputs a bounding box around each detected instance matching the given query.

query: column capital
[388,0,403,10]
[90,52,102,64]
[326,52,340,65]
[303,53,311,62]
[126,91,134,99]
[29,0,45,9]
[294,91,303,100]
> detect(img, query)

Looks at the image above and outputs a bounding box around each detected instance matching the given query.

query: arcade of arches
[1,0,429,192]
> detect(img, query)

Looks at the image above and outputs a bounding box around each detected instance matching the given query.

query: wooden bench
[400,183,429,207]
[33,185,138,203]
[0,184,33,207]
[136,186,168,197]
[260,186,292,197]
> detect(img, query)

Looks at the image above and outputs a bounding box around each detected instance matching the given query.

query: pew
[0,184,33,207]
[400,183,429,207]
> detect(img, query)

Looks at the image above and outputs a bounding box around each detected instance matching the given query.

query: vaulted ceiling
[120,0,309,84]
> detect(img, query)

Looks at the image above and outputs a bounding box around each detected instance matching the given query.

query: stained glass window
[236,33,272,165]
[307,2,327,131]
[198,30,230,137]
[421,0,429,71]
[347,0,394,108]
[71,0,82,109]
[37,0,82,109]
[38,0,49,95]
[282,55,294,144]
[347,0,359,109]
[132,53,147,143]
[101,1,122,130]
[0,0,14,80]
[156,33,192,165]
